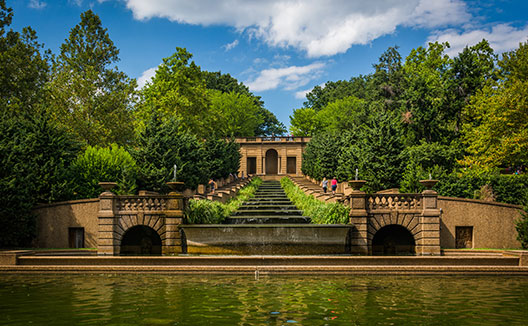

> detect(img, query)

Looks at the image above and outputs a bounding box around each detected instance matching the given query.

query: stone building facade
[235,137,310,177]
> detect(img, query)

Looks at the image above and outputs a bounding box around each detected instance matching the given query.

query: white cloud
[246,62,325,92]
[428,24,528,57]
[137,66,157,89]
[28,0,47,9]
[223,39,239,51]
[295,83,325,99]
[123,0,470,57]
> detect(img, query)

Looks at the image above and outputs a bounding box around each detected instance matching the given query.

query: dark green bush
[71,144,137,198]
[132,115,209,192]
[435,169,528,205]
[0,113,80,247]
[280,177,349,224]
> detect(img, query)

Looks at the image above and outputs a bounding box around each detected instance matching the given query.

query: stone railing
[116,196,168,212]
[367,194,422,211]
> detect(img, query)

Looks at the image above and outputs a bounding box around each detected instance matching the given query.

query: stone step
[238,205,298,210]
[225,216,311,224]
[232,209,303,216]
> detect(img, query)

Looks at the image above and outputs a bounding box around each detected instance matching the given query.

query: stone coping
[180,224,353,228]
[34,198,99,209]
[2,265,528,275]
[438,196,522,209]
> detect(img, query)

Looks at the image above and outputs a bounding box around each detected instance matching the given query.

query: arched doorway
[120,225,162,255]
[372,225,416,255]
[265,149,278,174]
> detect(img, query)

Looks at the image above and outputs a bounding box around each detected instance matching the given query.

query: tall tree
[462,41,528,168]
[48,10,136,147]
[136,47,211,138]
[400,42,453,144]
[203,70,286,136]
[209,90,263,137]
[0,0,49,117]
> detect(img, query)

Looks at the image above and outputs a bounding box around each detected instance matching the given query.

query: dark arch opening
[265,149,278,174]
[120,225,162,256]
[372,225,416,255]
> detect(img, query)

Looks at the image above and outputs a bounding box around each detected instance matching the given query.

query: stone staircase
[225,180,310,224]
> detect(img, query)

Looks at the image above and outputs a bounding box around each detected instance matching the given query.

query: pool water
[1,274,528,325]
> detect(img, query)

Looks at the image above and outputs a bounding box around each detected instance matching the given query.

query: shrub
[0,113,80,247]
[71,144,137,198]
[435,169,528,205]
[132,115,209,192]
[185,177,262,224]
[280,177,349,224]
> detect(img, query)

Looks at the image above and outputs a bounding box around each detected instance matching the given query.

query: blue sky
[8,0,528,129]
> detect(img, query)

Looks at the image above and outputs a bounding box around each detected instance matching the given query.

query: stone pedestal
[348,190,369,255]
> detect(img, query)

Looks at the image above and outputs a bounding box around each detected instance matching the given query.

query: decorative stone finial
[99,182,117,194]
[419,179,439,190]
[166,181,185,194]
[348,180,366,191]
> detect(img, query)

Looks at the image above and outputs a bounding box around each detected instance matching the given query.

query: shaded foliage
[71,144,137,198]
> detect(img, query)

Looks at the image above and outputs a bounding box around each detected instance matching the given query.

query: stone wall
[438,197,522,249]
[33,199,99,248]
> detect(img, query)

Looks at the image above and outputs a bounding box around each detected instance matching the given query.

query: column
[418,189,441,255]
[163,187,185,255]
[348,190,369,254]
[97,189,117,256]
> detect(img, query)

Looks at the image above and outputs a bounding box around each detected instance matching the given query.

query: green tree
[132,114,209,192]
[0,0,50,117]
[209,90,263,137]
[449,40,497,133]
[71,144,137,198]
[48,10,136,146]
[0,112,80,247]
[337,109,405,191]
[315,96,369,133]
[136,47,211,138]
[203,70,286,136]
[462,41,528,168]
[400,42,453,144]
[303,77,367,111]
[289,107,321,136]
[368,46,404,107]
[204,138,240,180]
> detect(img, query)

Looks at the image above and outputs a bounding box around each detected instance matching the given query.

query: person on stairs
[321,177,328,193]
[331,177,338,195]
[208,178,218,194]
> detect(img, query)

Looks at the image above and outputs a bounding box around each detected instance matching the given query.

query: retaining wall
[438,197,523,249]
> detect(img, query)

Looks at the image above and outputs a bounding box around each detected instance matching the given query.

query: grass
[185,177,262,224]
[280,177,349,224]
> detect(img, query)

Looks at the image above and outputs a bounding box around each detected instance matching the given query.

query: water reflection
[1,274,528,325]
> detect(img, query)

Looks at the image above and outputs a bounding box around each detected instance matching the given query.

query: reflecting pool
[1,274,528,325]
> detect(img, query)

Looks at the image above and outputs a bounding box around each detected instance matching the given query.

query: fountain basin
[180,224,355,255]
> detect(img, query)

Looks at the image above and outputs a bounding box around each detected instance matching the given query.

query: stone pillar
[348,190,369,255]
[164,183,186,255]
[97,184,118,256]
[419,188,441,255]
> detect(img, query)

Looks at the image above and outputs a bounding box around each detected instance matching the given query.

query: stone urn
[419,179,439,190]
[166,181,185,193]
[99,182,117,194]
[348,180,366,191]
